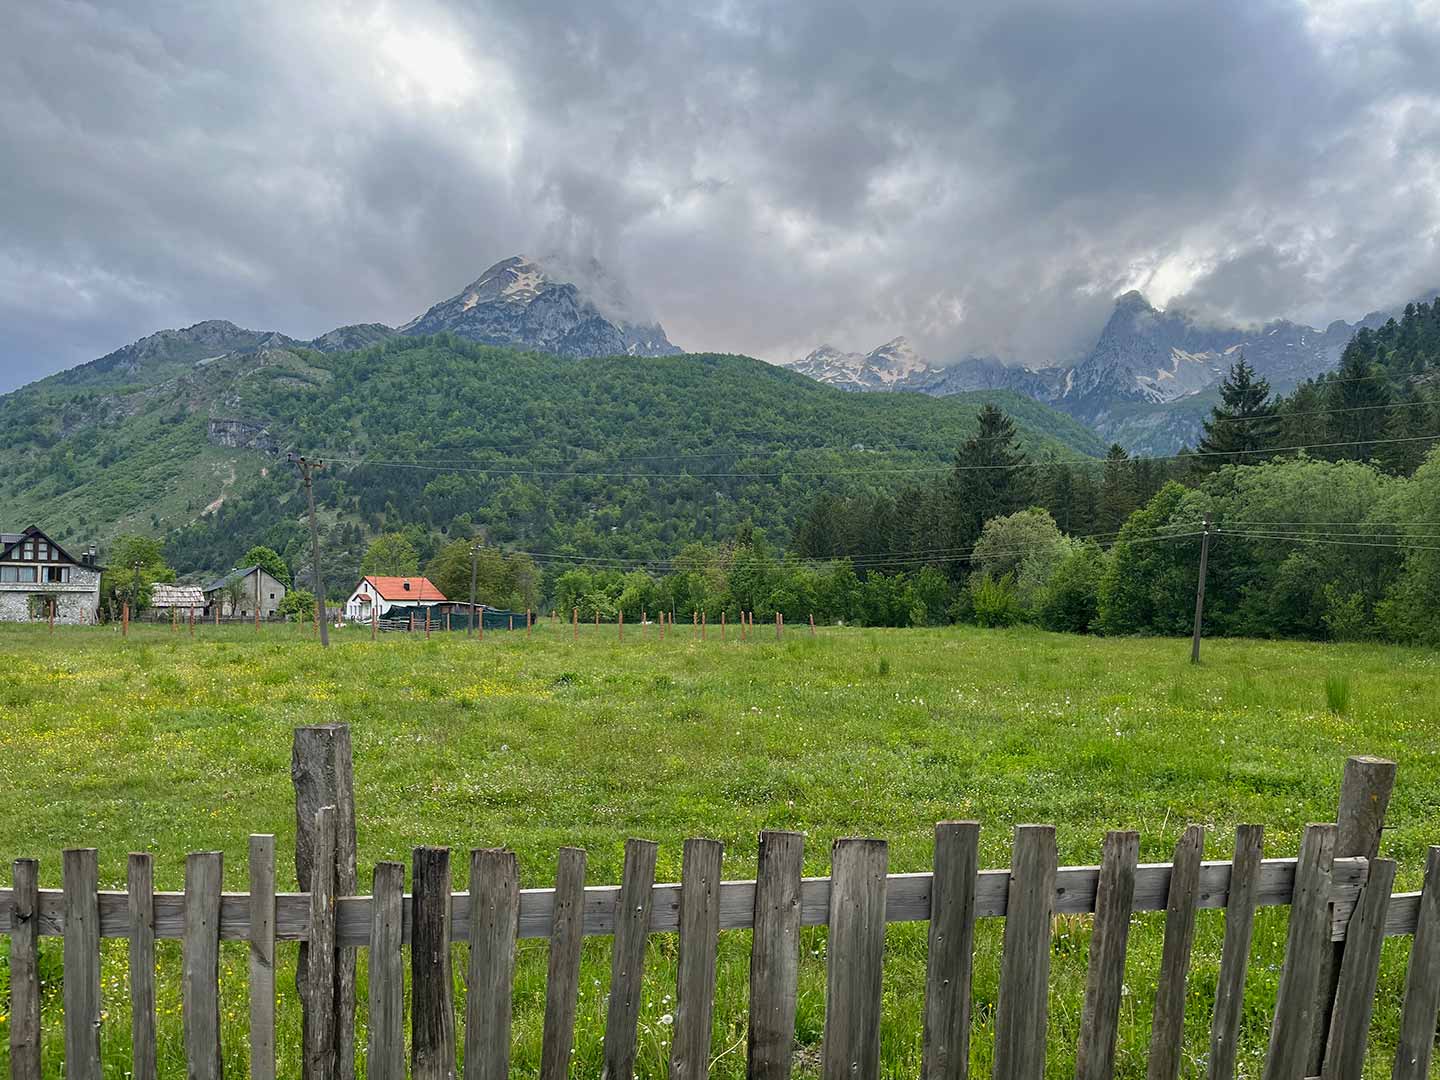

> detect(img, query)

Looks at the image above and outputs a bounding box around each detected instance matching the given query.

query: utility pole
[290,454,329,648]
[1190,514,1212,664]
[468,543,479,638]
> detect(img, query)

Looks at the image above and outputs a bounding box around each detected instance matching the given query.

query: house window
[45,566,70,583]
[21,541,35,559]
[1,566,38,583]
[270,593,276,600]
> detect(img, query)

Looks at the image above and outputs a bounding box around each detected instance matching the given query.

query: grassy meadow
[1,620,1438,1077]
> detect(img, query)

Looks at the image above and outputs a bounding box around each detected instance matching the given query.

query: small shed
[148,584,206,619]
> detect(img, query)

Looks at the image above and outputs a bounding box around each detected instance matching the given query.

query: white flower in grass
[659,1013,674,1025]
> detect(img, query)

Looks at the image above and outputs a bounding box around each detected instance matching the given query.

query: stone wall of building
[0,566,102,625]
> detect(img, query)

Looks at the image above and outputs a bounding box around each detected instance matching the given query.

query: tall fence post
[1316,755,1397,1074]
[293,726,358,1080]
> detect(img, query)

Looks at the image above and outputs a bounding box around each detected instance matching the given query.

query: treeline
[790,405,1187,571]
[525,449,1440,645]
[1196,300,1440,472]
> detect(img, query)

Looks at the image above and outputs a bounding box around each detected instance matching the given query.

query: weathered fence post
[1316,755,1396,1074]
[541,848,588,1080]
[128,852,158,1080]
[1208,825,1264,1080]
[822,839,888,1080]
[994,825,1057,1080]
[63,848,102,1080]
[250,835,278,1080]
[369,861,406,1080]
[183,851,224,1080]
[305,808,339,1080]
[1148,825,1205,1080]
[293,726,358,1080]
[1393,846,1440,1080]
[923,822,980,1080]
[1075,830,1139,1080]
[670,838,724,1080]
[1322,857,1396,1080]
[412,847,456,1080]
[603,838,659,1080]
[10,858,41,1080]
[1264,824,1337,1080]
[749,830,803,1080]
[466,849,521,1080]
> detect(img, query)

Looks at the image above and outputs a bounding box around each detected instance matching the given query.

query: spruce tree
[1325,341,1392,462]
[1195,354,1279,470]
[1099,444,1138,531]
[945,405,1030,571]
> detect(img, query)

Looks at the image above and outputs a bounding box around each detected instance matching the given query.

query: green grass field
[1,621,1437,1077]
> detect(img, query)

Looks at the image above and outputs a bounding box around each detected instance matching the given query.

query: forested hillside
[0,334,1102,585]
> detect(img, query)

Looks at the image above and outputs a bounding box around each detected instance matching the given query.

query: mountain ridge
[788,292,1401,452]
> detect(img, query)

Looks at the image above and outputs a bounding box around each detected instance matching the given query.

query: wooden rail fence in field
[3,738,1439,1080]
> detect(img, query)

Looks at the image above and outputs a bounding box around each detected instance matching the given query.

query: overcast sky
[3,0,1439,393]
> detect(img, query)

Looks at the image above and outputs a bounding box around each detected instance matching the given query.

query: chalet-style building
[0,526,102,625]
[203,566,287,620]
[345,576,447,622]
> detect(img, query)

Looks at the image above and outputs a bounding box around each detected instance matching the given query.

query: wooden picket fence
[4,743,1440,1080]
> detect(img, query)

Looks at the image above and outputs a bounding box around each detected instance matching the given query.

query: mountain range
[787,291,1397,452]
[47,254,680,396]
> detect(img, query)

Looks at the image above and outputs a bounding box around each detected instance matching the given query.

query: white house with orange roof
[344,575,448,622]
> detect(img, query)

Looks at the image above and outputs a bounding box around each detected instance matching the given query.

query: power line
[1217,531,1440,553]
[506,525,1201,575]
[1205,397,1439,425]
[320,431,1440,479]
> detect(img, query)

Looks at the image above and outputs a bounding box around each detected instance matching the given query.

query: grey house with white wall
[203,565,287,619]
[0,526,102,625]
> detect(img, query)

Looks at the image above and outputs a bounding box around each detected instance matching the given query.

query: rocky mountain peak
[788,336,932,390]
[399,254,681,358]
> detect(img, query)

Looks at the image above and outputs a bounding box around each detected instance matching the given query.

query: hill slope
[0,334,1103,583]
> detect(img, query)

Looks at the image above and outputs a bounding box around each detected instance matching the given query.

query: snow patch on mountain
[787,336,933,390]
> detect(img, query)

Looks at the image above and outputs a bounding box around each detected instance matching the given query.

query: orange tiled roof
[362,576,448,602]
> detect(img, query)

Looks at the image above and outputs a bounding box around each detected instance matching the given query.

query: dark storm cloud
[2,0,1438,392]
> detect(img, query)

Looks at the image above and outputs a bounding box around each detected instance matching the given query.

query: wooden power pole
[290,454,330,648]
[1190,514,1212,664]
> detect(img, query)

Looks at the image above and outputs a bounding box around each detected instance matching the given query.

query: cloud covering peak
[2,0,1438,391]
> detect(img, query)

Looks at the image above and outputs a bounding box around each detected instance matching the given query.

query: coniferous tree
[1194,354,1280,470]
[944,405,1030,573]
[1275,381,1329,452]
[1099,444,1138,532]
[1325,338,1393,461]
[1376,390,1439,476]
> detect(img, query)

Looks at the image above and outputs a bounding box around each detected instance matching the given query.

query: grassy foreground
[1,621,1437,1077]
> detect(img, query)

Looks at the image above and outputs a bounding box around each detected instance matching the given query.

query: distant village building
[148,584,207,619]
[0,526,102,625]
[345,576,447,622]
[203,566,287,620]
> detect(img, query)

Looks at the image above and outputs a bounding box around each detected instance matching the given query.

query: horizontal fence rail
[0,856,1418,945]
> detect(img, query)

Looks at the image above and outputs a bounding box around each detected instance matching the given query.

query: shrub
[972,574,1024,628]
[1321,584,1371,642]
[1040,541,1105,633]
